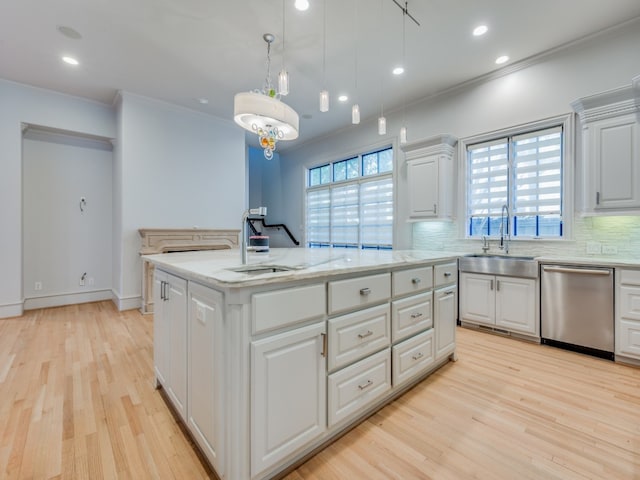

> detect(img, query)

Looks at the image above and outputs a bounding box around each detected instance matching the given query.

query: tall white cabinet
[153,269,188,421]
[572,85,640,214]
[401,134,457,220]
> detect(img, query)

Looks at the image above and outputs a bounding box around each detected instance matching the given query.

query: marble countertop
[143,247,640,289]
[143,248,461,288]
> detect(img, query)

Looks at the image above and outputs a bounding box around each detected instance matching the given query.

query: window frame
[305,146,395,250]
[458,114,574,241]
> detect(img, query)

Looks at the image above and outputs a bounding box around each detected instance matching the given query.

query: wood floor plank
[1,301,639,479]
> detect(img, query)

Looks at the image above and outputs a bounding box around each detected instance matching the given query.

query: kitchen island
[143,248,459,480]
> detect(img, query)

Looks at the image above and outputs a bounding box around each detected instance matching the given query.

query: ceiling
[2,0,640,151]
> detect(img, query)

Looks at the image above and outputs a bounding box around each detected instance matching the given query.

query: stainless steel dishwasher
[541,264,614,360]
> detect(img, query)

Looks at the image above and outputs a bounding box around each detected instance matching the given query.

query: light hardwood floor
[1,301,639,479]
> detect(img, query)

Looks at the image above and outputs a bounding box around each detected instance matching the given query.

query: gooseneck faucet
[242,206,267,264]
[499,204,510,254]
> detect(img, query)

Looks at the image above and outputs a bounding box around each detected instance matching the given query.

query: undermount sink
[459,253,539,278]
[226,265,296,275]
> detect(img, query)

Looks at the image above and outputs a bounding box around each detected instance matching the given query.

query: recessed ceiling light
[57,25,82,40]
[495,55,509,65]
[338,95,348,102]
[392,66,405,75]
[473,25,488,36]
[62,56,79,66]
[294,0,309,11]
[197,98,209,105]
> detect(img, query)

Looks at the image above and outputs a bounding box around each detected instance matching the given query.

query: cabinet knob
[359,287,371,296]
[411,278,421,284]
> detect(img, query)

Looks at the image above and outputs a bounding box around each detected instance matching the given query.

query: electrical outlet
[602,245,618,255]
[586,242,602,254]
[34,281,42,291]
[87,277,94,286]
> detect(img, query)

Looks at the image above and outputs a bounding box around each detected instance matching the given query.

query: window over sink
[462,114,573,239]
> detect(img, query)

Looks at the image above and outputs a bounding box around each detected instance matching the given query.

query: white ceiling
[2,0,640,151]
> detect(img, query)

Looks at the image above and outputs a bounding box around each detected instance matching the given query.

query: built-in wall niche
[22,124,114,310]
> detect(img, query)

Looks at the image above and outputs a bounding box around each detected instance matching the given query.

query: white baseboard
[0,302,24,319]
[111,291,142,311]
[24,289,113,311]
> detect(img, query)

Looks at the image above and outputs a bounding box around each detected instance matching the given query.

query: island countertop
[143,248,461,288]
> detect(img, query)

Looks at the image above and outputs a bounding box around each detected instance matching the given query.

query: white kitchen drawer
[434,262,457,287]
[392,266,433,298]
[391,292,433,343]
[619,269,640,286]
[328,348,391,427]
[328,273,391,315]
[617,318,640,358]
[328,304,390,372]
[620,285,640,321]
[252,283,326,334]
[392,329,435,387]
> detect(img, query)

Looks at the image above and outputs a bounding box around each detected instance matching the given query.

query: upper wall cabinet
[572,83,640,214]
[401,134,458,221]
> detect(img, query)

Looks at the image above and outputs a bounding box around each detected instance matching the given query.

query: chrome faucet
[242,206,267,264]
[499,204,510,254]
[482,235,490,253]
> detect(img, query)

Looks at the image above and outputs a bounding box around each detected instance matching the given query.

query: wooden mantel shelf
[138,228,239,314]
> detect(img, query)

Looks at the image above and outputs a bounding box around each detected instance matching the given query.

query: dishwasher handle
[542,266,611,276]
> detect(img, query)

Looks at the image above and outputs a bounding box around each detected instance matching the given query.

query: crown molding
[571,85,639,124]
[401,134,457,159]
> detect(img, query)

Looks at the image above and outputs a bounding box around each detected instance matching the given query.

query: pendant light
[319,0,329,112]
[352,0,360,124]
[377,0,386,135]
[399,2,408,144]
[278,0,289,96]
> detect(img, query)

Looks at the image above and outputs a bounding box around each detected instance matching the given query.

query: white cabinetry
[459,272,537,336]
[572,86,640,214]
[434,285,457,360]
[616,269,640,362]
[187,282,225,476]
[401,134,457,220]
[153,269,188,421]
[251,321,327,477]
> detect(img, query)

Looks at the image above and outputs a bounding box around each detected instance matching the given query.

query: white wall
[0,79,116,318]
[276,19,640,251]
[22,129,113,308]
[113,92,246,309]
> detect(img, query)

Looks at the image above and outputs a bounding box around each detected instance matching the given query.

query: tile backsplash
[413,216,640,259]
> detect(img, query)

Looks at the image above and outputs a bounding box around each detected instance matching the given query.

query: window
[466,119,568,239]
[306,147,393,249]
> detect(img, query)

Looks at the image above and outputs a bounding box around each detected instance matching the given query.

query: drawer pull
[443,272,452,277]
[443,290,454,296]
[410,312,423,319]
[358,330,374,339]
[358,379,373,390]
[412,352,424,361]
[359,287,371,296]
[411,278,421,284]
[321,333,327,358]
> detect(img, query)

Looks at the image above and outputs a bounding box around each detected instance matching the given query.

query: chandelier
[233,33,299,160]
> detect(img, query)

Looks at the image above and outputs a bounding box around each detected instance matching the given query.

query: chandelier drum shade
[233,33,299,160]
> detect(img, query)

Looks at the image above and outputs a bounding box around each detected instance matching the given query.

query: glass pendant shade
[277,69,289,96]
[352,104,360,124]
[378,116,387,135]
[319,90,329,112]
[400,126,407,144]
